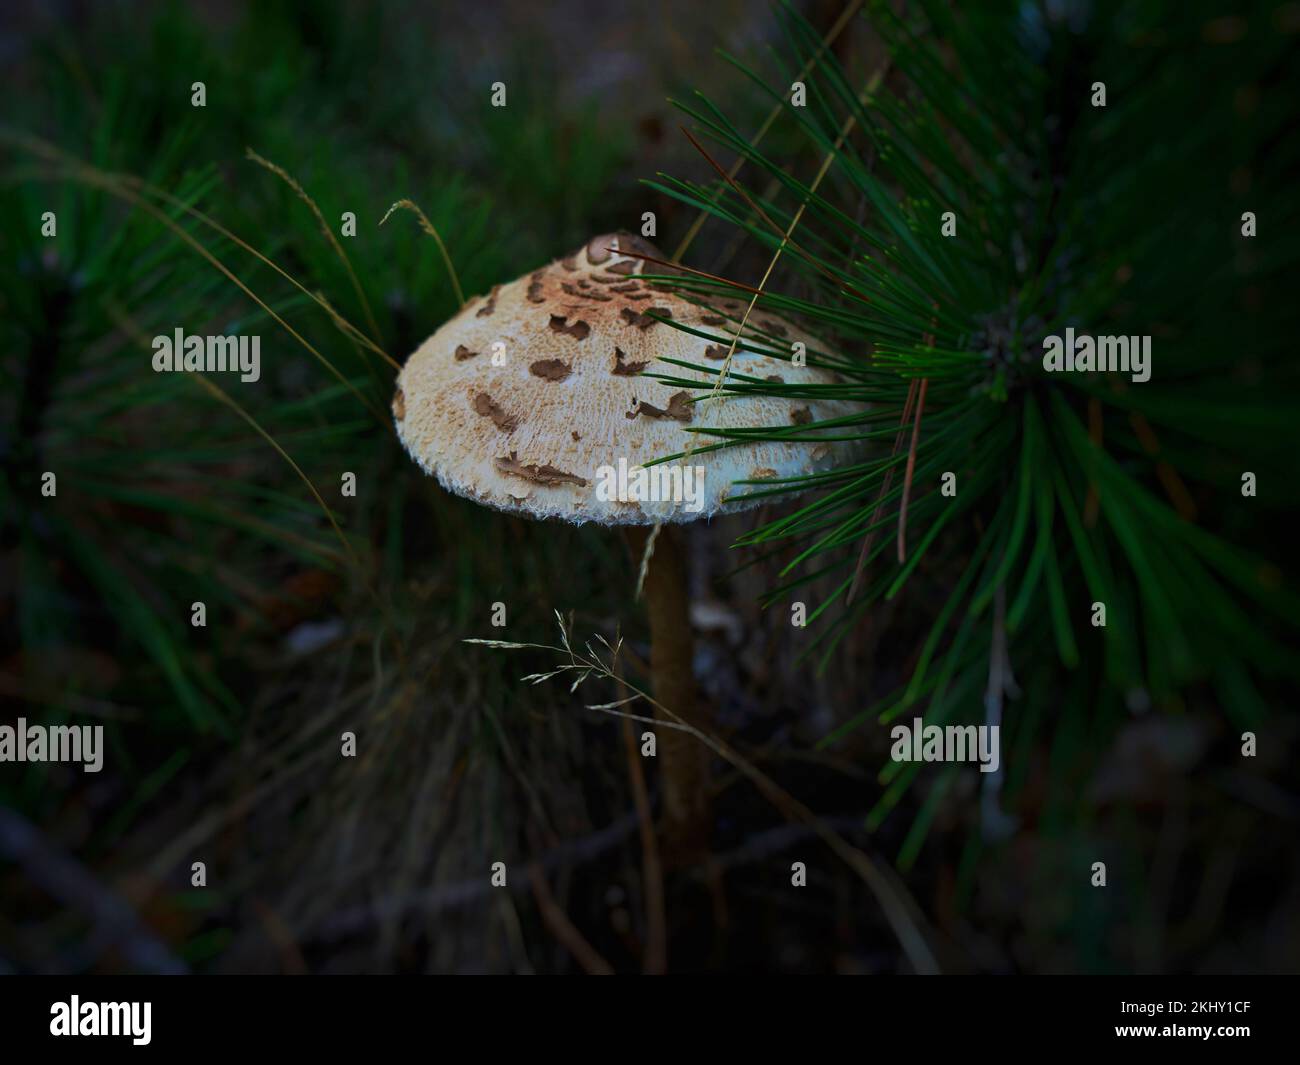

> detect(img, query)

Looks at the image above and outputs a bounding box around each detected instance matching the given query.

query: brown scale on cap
[585,234,615,265]
[628,391,693,423]
[791,406,812,425]
[392,232,863,525]
[475,284,501,318]
[530,358,571,381]
[612,347,649,376]
[473,392,517,433]
[495,452,588,488]
[561,281,612,302]
[620,306,671,331]
[704,344,729,360]
[585,231,658,264]
[548,315,591,340]
[526,271,545,304]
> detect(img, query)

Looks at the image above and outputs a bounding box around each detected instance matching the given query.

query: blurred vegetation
[0,0,652,971]
[647,0,1299,885]
[1,0,641,734]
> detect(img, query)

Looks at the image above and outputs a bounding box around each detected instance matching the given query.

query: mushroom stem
[625,524,710,860]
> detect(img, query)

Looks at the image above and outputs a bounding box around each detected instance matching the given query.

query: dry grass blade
[105,300,403,647]
[61,163,390,424]
[246,147,383,345]
[311,288,400,370]
[636,61,890,601]
[897,377,929,563]
[613,644,667,974]
[380,198,466,308]
[671,0,867,262]
[633,521,662,602]
[0,129,400,375]
[678,125,876,308]
[470,624,942,974]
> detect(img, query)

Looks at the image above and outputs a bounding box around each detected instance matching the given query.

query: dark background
[1,0,1297,974]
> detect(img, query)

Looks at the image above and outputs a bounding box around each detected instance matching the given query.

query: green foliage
[0,0,634,805]
[649,0,1299,849]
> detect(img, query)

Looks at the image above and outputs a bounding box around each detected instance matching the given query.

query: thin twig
[468,624,942,974]
[0,808,188,974]
[528,863,615,975]
[614,643,667,974]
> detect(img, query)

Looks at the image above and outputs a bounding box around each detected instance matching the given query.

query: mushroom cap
[394,232,863,525]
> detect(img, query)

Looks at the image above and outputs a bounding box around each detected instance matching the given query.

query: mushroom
[393,231,860,855]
